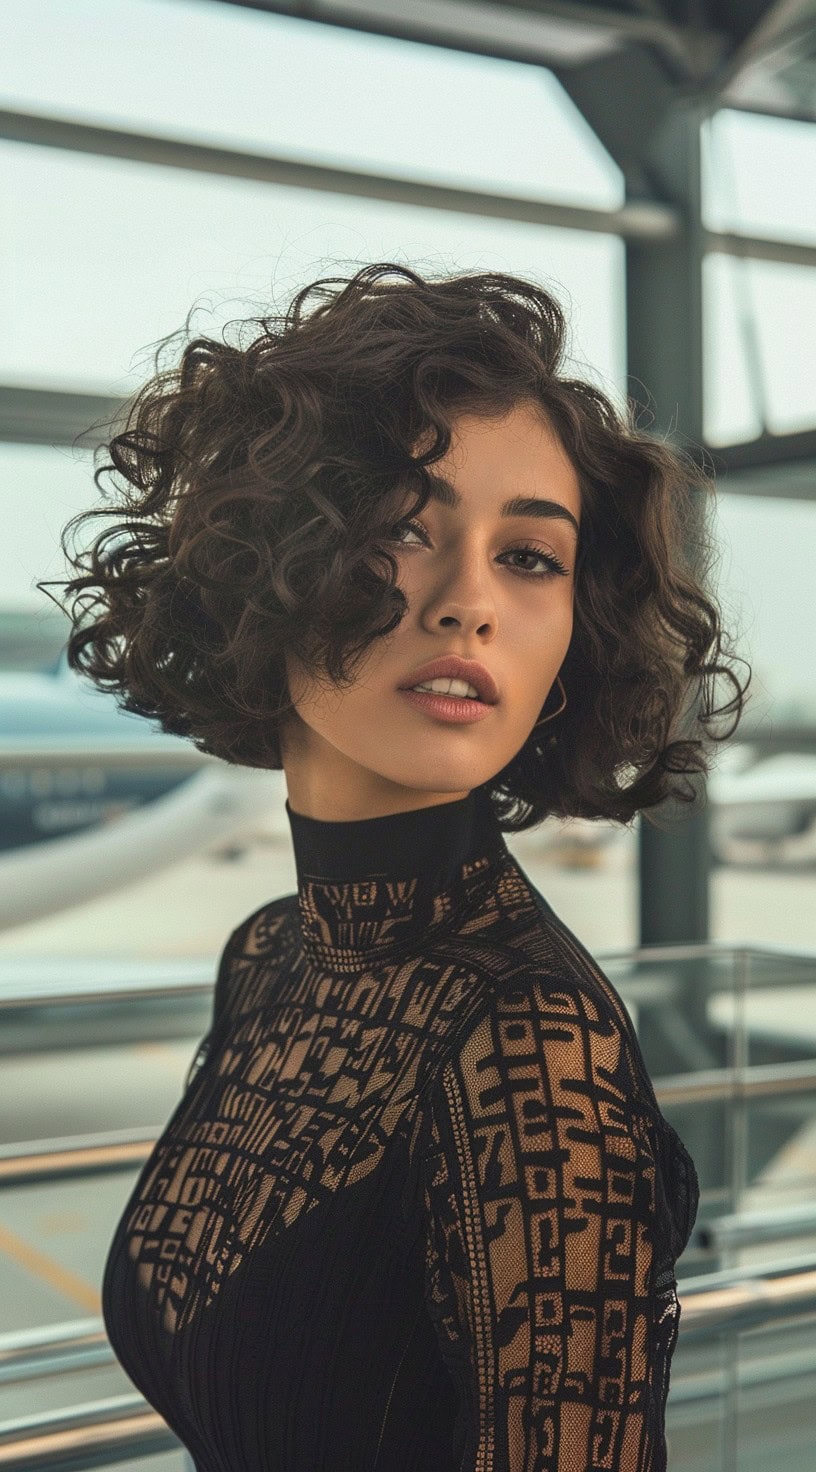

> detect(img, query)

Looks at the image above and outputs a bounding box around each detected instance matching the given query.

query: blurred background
[0,2,815,1468]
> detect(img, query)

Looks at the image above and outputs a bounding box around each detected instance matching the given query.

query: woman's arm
[420,977,676,1472]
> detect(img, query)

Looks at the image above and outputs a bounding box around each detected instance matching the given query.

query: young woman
[43,262,748,1471]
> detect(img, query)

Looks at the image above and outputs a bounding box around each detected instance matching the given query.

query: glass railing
[2,940,816,1470]
[599,942,816,1472]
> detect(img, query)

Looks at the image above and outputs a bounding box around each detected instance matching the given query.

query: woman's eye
[390,519,569,580]
[391,519,426,545]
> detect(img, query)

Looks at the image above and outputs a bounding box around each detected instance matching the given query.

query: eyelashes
[390,519,570,580]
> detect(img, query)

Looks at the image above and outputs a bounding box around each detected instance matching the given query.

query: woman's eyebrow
[424,471,580,540]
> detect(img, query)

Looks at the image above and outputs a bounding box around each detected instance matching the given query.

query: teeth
[411,677,480,699]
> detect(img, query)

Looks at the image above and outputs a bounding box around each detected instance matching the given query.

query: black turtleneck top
[102,788,699,1472]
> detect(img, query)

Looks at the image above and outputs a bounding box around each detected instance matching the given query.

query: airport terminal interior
[1,1,816,1468]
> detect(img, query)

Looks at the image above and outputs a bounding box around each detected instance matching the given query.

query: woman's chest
[104,1064,437,1472]
[116,996,431,1336]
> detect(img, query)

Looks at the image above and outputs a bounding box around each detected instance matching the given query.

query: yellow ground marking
[37,1210,89,1236]
[0,1218,101,1313]
[132,1040,194,1066]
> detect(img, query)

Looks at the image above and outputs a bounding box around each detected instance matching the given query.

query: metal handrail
[0,1127,161,1186]
[669,1342,816,1404]
[0,1320,113,1385]
[596,939,816,965]
[697,1201,816,1251]
[0,1394,176,1470]
[8,1053,816,1189]
[2,1259,816,1467]
[0,952,220,1011]
[2,1254,814,1384]
[0,743,208,768]
[4,1109,816,1263]
[2,939,815,1012]
[651,1058,816,1106]
[678,1252,816,1338]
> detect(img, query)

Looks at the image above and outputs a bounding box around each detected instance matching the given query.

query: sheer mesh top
[102,788,699,1472]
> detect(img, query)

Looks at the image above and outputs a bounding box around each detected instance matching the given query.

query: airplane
[1,648,201,851]
[0,646,285,932]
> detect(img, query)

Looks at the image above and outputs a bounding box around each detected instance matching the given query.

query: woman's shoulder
[438,941,650,1134]
[210,892,298,1020]
[497,875,663,1108]
[424,921,701,1261]
[227,892,298,959]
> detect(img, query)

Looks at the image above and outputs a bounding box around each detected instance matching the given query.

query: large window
[701,108,816,446]
[710,491,816,724]
[702,107,816,245]
[0,0,623,209]
[0,136,625,399]
[1,4,811,968]
[703,254,816,445]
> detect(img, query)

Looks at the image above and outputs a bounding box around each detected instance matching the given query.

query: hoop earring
[532,673,567,733]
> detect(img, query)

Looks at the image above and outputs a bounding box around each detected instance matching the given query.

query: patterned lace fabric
[102,788,699,1472]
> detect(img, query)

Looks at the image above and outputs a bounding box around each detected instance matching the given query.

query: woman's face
[280,399,581,820]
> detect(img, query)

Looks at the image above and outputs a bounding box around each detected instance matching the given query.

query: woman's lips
[399,688,494,724]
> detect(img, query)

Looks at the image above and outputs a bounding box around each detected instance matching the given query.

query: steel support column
[626,99,712,951]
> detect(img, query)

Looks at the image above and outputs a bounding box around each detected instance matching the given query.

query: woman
[42,263,748,1470]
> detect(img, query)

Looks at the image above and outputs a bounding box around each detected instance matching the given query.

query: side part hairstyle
[38,262,750,833]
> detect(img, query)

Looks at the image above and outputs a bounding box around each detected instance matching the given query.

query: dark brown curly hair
[38,261,750,833]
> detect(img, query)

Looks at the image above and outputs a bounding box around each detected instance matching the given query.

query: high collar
[285,788,512,973]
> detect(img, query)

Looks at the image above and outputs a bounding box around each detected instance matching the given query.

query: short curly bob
[38,261,750,833]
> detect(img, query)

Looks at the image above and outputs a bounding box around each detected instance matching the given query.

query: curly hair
[38,261,750,833]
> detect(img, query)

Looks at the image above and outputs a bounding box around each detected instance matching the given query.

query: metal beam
[710,425,816,471]
[220,0,705,77]
[218,0,816,116]
[3,392,814,476]
[712,0,816,98]
[712,95,816,125]
[706,230,816,269]
[0,386,123,448]
[0,106,676,240]
[3,105,812,265]
[713,457,816,501]
[554,42,683,194]
[706,430,816,517]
